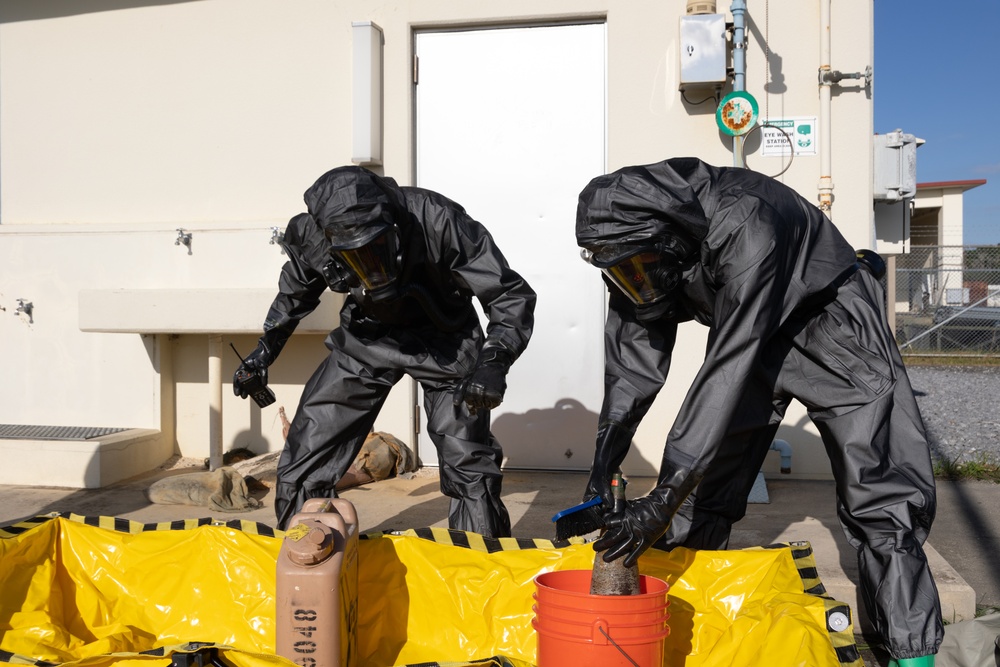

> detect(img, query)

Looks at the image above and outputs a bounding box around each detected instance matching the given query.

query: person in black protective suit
[234,166,536,537]
[575,157,941,667]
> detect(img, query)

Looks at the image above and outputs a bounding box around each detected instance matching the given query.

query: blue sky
[874,1,999,245]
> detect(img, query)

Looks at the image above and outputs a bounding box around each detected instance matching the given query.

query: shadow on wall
[0,0,203,23]
[231,426,271,456]
[491,398,659,477]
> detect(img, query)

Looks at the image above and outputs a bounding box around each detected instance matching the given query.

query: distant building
[913,180,987,247]
[891,179,991,346]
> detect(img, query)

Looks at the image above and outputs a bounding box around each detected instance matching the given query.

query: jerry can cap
[283,519,334,566]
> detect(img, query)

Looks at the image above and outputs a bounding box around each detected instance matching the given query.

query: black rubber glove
[593,468,701,568]
[453,346,514,414]
[232,326,289,398]
[584,422,634,511]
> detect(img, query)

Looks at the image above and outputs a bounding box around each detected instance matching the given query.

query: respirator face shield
[582,244,672,307]
[329,224,401,301]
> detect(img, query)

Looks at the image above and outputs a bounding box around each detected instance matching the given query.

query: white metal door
[414,23,606,470]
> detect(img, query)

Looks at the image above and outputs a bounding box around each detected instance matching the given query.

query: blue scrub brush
[552,496,605,541]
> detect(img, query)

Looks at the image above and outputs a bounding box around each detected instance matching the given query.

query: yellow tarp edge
[1,514,862,667]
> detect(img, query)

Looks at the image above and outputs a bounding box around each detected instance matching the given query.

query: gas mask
[327,224,402,302]
[582,242,684,321]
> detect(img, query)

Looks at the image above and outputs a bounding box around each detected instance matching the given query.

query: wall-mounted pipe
[818,0,834,213]
[731,0,747,92]
[770,438,793,473]
[731,0,748,168]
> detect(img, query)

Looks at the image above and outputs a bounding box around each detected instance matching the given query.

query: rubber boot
[888,656,934,667]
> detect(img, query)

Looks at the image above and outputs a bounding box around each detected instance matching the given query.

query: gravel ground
[905,364,1000,466]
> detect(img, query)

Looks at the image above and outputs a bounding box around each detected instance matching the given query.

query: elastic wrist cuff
[479,345,514,368]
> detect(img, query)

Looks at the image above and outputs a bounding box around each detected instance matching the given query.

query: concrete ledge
[821,542,976,631]
[925,542,978,624]
[0,428,167,489]
[740,514,978,632]
[79,288,343,334]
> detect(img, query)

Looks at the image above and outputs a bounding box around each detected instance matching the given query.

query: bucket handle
[593,620,641,667]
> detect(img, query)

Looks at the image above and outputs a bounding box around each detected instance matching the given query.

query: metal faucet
[16,299,33,324]
[175,228,193,254]
[270,226,286,255]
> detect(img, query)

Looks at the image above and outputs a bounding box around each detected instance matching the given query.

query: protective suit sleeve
[421,196,536,360]
[662,193,794,483]
[586,290,677,506]
[262,213,330,357]
[601,291,677,426]
[233,216,328,398]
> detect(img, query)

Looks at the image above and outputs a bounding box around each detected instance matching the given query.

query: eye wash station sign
[761,117,817,156]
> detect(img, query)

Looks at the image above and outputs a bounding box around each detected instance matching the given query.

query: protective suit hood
[304,166,408,249]
[575,158,716,258]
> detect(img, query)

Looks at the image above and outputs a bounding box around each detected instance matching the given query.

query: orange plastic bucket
[532,569,670,667]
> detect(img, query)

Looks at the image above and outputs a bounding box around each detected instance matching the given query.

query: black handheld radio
[230,343,277,408]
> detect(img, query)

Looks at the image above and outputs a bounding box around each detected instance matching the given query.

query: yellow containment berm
[0,499,864,667]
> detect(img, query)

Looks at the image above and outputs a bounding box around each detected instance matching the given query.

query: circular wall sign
[716,91,759,136]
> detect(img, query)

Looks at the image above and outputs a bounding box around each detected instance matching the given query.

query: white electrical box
[679,14,727,91]
[874,199,911,256]
[873,129,922,201]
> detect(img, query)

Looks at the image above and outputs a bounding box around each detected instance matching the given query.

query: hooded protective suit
[237,166,535,538]
[576,158,942,661]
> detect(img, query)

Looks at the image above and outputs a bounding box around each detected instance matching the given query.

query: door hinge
[413,54,419,85]
[414,404,421,434]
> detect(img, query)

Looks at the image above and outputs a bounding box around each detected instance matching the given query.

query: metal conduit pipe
[731,0,748,167]
[731,0,747,92]
[818,0,834,213]
[770,438,793,474]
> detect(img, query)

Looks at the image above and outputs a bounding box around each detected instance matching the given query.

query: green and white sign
[760,117,817,156]
[716,91,759,136]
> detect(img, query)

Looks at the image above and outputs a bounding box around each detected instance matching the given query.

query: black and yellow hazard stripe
[0,513,59,539]
[762,540,829,595]
[360,526,585,552]
[0,513,281,540]
[0,649,56,667]
[762,541,864,667]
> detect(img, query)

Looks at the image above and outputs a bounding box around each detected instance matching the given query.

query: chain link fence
[890,245,1000,357]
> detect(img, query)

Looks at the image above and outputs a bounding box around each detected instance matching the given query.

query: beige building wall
[0,0,874,485]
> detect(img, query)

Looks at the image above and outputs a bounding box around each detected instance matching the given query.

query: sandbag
[935,612,1000,667]
[146,467,261,512]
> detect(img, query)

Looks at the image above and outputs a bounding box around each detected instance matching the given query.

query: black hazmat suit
[237,166,536,537]
[576,158,942,660]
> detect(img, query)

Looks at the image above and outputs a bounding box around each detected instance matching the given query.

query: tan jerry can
[276,498,360,667]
